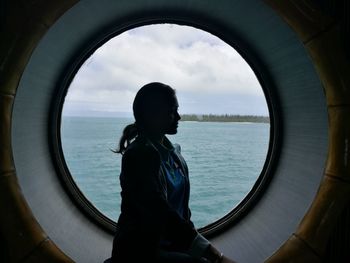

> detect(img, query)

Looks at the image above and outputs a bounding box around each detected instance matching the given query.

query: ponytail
[115,123,138,154]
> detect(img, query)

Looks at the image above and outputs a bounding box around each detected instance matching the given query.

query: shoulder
[121,137,162,176]
[123,136,160,162]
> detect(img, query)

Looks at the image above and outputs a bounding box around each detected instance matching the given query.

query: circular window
[54,23,276,235]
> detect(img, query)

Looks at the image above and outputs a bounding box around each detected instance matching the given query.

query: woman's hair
[115,82,176,154]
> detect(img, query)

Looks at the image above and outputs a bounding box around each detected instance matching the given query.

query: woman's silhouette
[111,82,236,263]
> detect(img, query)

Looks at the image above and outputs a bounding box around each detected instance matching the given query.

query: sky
[62,24,269,117]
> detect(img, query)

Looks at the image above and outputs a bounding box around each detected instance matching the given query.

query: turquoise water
[61,116,270,228]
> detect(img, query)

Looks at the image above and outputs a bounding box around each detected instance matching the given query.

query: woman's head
[133,82,180,135]
[116,82,181,154]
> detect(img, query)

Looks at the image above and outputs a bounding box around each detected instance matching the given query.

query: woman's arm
[121,145,198,248]
[122,145,237,262]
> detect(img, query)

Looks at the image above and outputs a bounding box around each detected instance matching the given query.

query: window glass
[61,24,270,228]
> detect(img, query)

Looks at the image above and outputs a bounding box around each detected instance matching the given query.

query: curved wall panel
[10,1,328,262]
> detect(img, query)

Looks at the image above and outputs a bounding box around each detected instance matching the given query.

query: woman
[111,82,236,263]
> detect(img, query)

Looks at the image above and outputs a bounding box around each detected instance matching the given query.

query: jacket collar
[148,136,174,161]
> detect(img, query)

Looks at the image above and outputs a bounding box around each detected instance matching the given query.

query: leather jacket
[112,135,200,261]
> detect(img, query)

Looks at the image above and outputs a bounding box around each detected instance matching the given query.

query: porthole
[51,22,279,236]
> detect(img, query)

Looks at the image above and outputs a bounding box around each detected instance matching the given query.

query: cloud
[63,24,268,116]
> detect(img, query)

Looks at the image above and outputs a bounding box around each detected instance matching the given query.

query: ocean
[61,116,270,228]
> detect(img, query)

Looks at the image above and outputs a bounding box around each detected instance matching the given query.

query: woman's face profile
[164,95,181,135]
[146,94,181,136]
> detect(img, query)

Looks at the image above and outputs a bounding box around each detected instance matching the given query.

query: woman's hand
[202,245,238,263]
[221,255,238,263]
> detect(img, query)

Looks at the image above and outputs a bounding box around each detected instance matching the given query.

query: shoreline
[180,114,270,123]
[62,114,270,123]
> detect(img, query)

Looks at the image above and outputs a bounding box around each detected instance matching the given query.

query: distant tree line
[180,114,270,123]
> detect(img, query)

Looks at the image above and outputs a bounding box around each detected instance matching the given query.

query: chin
[166,127,178,135]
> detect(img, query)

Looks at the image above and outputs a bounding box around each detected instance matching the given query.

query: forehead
[172,96,179,107]
[150,93,178,109]
[162,93,178,107]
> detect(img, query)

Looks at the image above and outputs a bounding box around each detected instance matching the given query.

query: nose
[176,111,181,121]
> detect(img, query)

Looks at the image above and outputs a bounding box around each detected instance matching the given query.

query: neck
[142,131,164,143]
